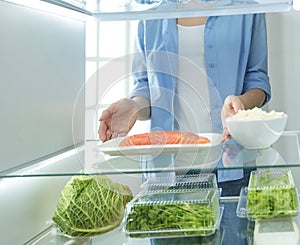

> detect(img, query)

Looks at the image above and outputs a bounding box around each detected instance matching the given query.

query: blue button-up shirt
[130,14,271,182]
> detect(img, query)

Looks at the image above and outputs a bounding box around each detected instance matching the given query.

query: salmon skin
[119,131,210,147]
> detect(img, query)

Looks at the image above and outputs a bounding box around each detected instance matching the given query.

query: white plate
[98,133,223,156]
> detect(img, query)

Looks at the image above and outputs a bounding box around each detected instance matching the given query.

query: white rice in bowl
[231,107,286,121]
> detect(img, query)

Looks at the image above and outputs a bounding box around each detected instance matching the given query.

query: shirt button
[208,43,213,48]
[208,63,215,68]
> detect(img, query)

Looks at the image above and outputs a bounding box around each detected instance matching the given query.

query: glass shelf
[10,131,299,245]
[5,0,293,21]
[89,0,293,21]
[1,131,300,178]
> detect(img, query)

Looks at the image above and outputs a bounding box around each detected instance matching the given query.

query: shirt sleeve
[243,13,271,105]
[129,21,151,100]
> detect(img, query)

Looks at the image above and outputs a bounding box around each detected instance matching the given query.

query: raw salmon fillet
[119,131,210,147]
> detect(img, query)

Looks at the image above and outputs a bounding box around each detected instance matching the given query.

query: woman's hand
[98,98,140,142]
[221,95,244,141]
[221,89,266,141]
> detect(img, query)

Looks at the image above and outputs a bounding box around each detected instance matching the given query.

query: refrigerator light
[0,148,78,188]
[293,0,300,10]
[3,0,90,21]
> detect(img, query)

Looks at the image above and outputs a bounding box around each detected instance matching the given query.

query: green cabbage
[52,175,132,237]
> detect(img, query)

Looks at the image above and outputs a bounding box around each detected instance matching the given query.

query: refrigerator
[0,0,299,244]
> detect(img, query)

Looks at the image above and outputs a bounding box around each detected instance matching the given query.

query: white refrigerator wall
[0,1,85,172]
[266,11,300,188]
[0,1,85,244]
[267,10,300,130]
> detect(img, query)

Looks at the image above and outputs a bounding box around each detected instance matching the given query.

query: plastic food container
[140,173,218,192]
[246,169,299,220]
[124,178,222,238]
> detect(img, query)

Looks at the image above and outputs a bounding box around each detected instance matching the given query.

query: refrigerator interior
[0,0,300,244]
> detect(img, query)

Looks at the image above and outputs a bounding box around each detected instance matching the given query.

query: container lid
[248,169,296,190]
[133,187,218,204]
[140,173,218,192]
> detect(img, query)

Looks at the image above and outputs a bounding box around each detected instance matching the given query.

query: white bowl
[226,114,288,149]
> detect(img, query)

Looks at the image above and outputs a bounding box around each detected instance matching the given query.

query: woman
[98,14,271,194]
